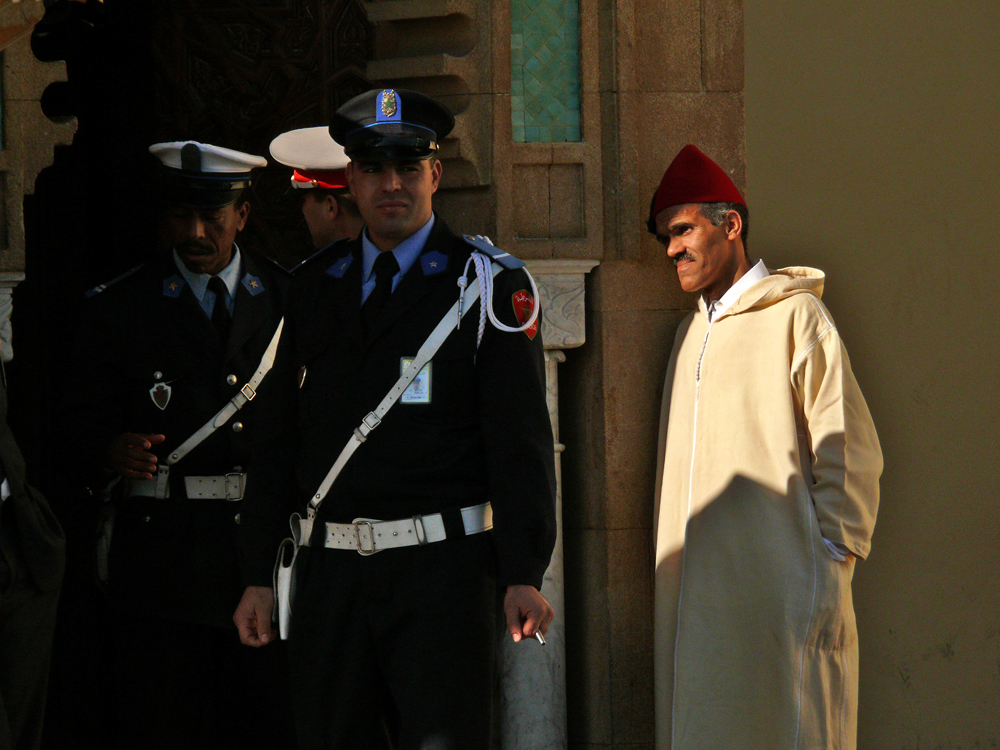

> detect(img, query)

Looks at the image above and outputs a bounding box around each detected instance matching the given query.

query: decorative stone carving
[0,272,24,362]
[525,259,600,350]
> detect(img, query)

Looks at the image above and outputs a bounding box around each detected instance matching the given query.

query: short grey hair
[698,202,750,252]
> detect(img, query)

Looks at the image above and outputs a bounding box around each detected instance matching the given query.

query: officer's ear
[324,194,340,220]
[429,158,442,194]
[234,200,250,232]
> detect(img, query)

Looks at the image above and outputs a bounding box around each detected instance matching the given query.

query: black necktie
[208,276,231,342]
[362,251,400,332]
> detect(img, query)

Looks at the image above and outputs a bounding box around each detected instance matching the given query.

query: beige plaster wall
[745,1,1000,746]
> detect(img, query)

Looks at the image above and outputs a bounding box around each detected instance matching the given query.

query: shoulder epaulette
[462,234,525,270]
[84,264,144,298]
[286,238,355,276]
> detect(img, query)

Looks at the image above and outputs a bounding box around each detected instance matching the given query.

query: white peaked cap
[269,126,350,170]
[149,141,267,174]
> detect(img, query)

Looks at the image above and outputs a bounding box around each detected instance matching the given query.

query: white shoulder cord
[457,251,540,348]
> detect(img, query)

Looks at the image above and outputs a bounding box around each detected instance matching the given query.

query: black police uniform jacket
[241,216,557,591]
[70,250,286,627]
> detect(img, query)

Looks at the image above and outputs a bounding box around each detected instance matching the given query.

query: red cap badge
[649,145,745,227]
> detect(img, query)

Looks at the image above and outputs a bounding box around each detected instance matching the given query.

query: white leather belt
[311,502,492,556]
[126,472,246,501]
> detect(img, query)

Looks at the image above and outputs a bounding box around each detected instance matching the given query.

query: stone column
[499,259,598,750]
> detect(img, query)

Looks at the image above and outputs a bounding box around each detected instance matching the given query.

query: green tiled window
[511,0,581,142]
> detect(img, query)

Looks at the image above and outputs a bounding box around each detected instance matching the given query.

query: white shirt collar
[705,259,769,321]
[172,245,242,302]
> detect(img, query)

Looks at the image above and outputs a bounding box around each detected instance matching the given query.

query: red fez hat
[648,145,745,229]
[291,168,348,191]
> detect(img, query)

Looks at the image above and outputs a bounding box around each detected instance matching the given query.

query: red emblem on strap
[512,290,538,340]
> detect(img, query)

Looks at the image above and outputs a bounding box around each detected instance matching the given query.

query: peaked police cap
[330,89,455,161]
[150,141,267,209]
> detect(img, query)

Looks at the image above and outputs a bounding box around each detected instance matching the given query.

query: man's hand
[234,585,276,647]
[503,584,554,643]
[106,432,166,479]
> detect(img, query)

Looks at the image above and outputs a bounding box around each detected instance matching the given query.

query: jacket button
[143,516,151,523]
[232,422,243,432]
[227,374,238,385]
[234,513,241,525]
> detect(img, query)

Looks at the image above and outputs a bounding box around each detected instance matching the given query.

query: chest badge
[150,382,172,410]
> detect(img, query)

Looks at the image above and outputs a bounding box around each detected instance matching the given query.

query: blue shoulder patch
[326,255,353,279]
[462,235,524,270]
[420,250,449,276]
[84,264,144,298]
[163,275,186,298]
[241,273,265,296]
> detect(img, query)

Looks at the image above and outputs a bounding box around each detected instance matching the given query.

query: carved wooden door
[153,0,373,266]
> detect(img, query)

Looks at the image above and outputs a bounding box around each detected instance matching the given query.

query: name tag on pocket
[400,358,432,404]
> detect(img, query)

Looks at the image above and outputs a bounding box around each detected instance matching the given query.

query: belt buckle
[224,472,244,501]
[354,520,376,555]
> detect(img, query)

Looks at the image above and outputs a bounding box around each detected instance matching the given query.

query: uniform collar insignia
[163,275,186,298]
[241,272,264,296]
[326,255,353,278]
[420,250,448,276]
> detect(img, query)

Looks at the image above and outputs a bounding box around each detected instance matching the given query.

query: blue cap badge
[326,255,354,279]
[241,273,265,296]
[420,250,448,276]
[376,89,401,123]
[163,275,186,298]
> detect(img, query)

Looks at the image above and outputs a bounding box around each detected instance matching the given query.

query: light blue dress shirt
[172,246,242,318]
[360,215,435,306]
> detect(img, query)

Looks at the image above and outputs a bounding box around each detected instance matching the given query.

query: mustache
[177,241,215,254]
[673,253,694,266]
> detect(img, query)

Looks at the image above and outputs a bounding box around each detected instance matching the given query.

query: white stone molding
[525,259,600,351]
[0,271,24,361]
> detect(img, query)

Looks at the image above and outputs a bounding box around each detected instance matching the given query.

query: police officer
[69,142,294,750]
[269,126,364,258]
[235,89,557,749]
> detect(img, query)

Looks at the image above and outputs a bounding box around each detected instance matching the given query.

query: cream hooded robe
[654,267,882,750]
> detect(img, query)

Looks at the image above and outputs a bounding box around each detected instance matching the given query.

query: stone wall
[561,2,743,748]
[0,0,72,274]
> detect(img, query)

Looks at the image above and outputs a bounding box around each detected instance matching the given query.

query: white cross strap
[306,266,501,516]
[151,318,285,499]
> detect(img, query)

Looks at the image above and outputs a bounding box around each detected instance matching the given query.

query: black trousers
[288,533,498,750]
[0,543,59,750]
[113,614,296,750]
